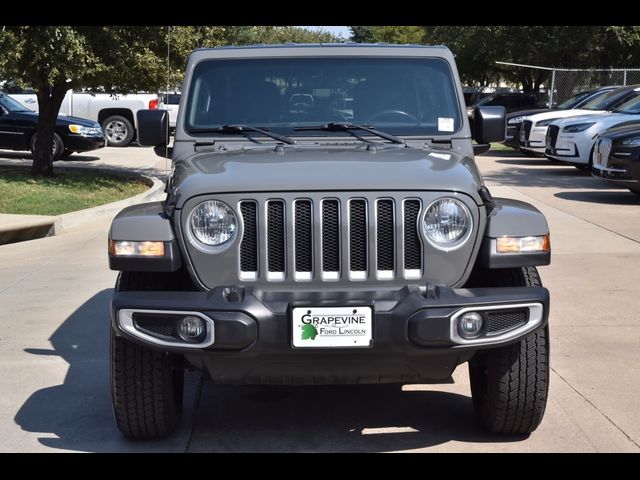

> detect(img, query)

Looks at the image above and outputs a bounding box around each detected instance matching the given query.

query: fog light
[458,312,483,338]
[178,315,206,342]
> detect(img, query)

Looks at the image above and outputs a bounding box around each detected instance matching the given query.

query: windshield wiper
[190,125,296,145]
[294,122,405,145]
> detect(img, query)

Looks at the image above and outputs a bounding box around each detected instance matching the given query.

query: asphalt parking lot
[1,147,639,452]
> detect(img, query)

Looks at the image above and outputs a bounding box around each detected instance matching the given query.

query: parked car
[504,86,619,151]
[0,93,105,159]
[467,92,543,115]
[2,82,158,147]
[519,86,640,156]
[108,44,551,440]
[592,123,640,195]
[546,93,640,169]
[158,91,181,131]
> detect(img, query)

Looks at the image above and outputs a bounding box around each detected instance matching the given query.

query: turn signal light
[109,240,165,257]
[148,99,159,110]
[496,235,550,254]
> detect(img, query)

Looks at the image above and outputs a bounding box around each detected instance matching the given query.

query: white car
[545,95,640,168]
[519,86,640,155]
[159,92,181,130]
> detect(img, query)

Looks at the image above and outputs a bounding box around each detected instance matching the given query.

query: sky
[297,26,351,39]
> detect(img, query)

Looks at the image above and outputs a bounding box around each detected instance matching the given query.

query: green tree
[349,26,427,44]
[0,26,181,176]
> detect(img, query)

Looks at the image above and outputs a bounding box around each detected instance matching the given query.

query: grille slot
[239,202,258,273]
[267,200,285,274]
[349,199,368,275]
[133,314,175,338]
[403,200,422,272]
[322,200,340,273]
[376,199,395,274]
[547,125,560,148]
[485,309,528,335]
[294,200,313,273]
[522,120,533,141]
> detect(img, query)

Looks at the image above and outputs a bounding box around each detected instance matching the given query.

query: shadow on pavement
[189,382,526,452]
[555,190,640,205]
[15,290,526,452]
[483,163,618,190]
[14,289,194,452]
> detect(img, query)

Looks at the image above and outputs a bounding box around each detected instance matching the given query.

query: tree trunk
[31,84,68,177]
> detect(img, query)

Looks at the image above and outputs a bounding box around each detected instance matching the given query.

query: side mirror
[137,109,169,156]
[470,106,506,144]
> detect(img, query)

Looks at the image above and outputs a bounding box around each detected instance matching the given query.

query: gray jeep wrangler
[108,44,551,440]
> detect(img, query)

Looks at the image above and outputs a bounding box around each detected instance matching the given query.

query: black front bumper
[592,150,640,191]
[63,134,106,152]
[111,285,549,385]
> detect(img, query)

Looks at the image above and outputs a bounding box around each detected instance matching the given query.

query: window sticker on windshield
[438,117,455,132]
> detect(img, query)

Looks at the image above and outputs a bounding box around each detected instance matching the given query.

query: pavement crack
[551,367,640,450]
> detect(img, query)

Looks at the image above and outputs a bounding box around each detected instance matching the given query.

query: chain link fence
[552,69,640,104]
[495,62,640,106]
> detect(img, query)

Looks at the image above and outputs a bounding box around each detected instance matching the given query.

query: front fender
[108,202,182,272]
[479,198,550,269]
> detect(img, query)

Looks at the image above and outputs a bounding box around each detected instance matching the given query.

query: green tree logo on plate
[301,324,318,340]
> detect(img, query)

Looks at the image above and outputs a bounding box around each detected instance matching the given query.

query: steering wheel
[367,109,419,123]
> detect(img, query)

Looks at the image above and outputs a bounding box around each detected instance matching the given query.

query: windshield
[557,90,597,109]
[613,95,640,114]
[0,93,32,112]
[185,57,462,136]
[581,88,633,111]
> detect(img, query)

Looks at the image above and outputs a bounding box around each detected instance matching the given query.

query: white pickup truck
[2,83,158,147]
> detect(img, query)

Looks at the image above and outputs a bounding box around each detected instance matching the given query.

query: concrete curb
[0,164,165,244]
[53,167,165,234]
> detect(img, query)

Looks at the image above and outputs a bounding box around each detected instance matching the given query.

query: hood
[600,122,640,140]
[171,145,484,209]
[53,115,99,127]
[508,108,552,120]
[526,108,608,123]
[553,112,640,128]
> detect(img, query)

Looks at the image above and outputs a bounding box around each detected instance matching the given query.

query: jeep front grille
[238,196,424,282]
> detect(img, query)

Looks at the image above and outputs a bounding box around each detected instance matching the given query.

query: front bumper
[63,134,106,152]
[592,149,640,189]
[520,126,548,153]
[111,284,549,384]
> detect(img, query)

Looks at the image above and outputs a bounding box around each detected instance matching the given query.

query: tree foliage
[0,25,339,176]
[348,26,640,92]
[349,26,426,44]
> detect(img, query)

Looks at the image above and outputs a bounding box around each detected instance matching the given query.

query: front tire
[30,132,64,160]
[468,267,550,434]
[102,115,134,147]
[110,272,184,440]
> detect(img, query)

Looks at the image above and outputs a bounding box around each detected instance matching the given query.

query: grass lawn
[490,142,513,151]
[0,168,148,215]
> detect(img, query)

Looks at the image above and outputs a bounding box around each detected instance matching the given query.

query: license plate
[291,306,373,348]
[594,152,602,165]
[520,130,526,142]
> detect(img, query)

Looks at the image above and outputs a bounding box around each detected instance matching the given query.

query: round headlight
[189,200,237,246]
[423,198,473,250]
